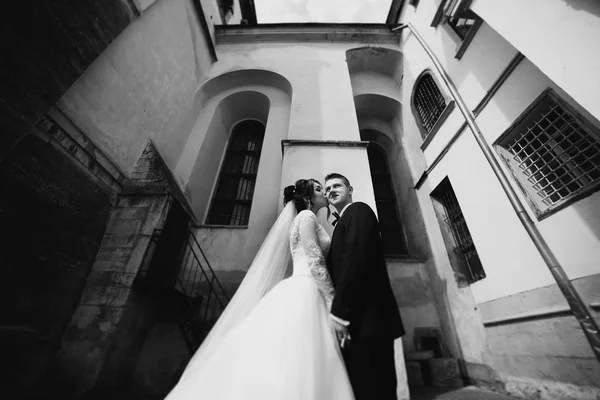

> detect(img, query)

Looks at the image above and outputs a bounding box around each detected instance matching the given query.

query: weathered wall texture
[55,0,215,175]
[480,274,600,399]
[0,0,139,159]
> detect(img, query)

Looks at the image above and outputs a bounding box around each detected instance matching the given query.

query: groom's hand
[332,319,351,348]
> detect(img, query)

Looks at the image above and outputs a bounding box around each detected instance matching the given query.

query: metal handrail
[175,230,230,351]
[187,232,230,304]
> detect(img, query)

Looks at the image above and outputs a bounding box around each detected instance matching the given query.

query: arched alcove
[185,91,270,222]
[346,47,403,82]
[197,69,293,107]
[354,93,402,123]
[346,47,403,101]
[173,68,293,283]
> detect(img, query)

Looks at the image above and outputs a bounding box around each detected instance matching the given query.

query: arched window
[206,120,265,225]
[412,72,454,142]
[367,143,408,256]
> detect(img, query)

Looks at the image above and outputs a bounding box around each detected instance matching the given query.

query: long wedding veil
[173,201,297,385]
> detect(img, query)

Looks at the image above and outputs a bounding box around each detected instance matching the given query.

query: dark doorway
[141,200,190,291]
[366,143,409,256]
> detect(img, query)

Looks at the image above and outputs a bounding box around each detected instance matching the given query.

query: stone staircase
[403,326,467,393]
[406,350,464,388]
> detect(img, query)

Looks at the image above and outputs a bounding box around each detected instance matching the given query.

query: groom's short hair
[325,173,351,187]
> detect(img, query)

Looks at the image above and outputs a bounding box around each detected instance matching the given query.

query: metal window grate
[207,120,264,225]
[502,95,600,209]
[414,74,447,137]
[438,182,486,284]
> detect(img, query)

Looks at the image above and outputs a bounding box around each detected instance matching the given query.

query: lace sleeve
[298,211,335,310]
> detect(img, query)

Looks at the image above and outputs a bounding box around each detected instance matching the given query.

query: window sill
[420,100,456,151]
[532,179,600,222]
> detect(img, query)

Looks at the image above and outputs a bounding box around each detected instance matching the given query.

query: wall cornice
[215,23,400,44]
[281,139,369,155]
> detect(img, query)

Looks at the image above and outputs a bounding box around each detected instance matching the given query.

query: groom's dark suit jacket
[327,202,404,339]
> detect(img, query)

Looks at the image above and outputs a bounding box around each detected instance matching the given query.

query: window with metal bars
[366,143,409,256]
[447,16,477,40]
[206,120,265,226]
[446,14,482,60]
[431,2,482,59]
[431,178,486,285]
[412,72,453,142]
[495,89,600,219]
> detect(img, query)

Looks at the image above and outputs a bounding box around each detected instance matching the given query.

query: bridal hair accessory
[283,184,297,205]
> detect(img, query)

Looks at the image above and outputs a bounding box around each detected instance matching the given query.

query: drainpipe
[391,22,600,362]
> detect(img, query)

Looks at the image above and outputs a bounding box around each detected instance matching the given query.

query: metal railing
[175,230,230,352]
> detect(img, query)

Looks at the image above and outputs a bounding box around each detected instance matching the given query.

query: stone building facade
[1,0,599,399]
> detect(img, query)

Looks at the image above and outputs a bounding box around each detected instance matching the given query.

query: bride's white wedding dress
[165,209,355,400]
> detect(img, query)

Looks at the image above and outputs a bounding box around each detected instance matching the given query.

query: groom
[324,172,404,400]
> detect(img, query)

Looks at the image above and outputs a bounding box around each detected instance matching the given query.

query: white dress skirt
[165,210,355,400]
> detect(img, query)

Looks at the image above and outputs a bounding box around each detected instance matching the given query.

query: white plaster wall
[401,1,600,306]
[465,59,600,303]
[406,22,518,165]
[350,72,402,101]
[392,4,600,382]
[281,145,377,235]
[471,0,600,123]
[418,59,600,305]
[185,84,291,272]
[185,42,403,275]
[56,0,214,174]
[209,42,405,141]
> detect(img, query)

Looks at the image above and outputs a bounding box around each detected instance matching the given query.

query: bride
[165,178,355,400]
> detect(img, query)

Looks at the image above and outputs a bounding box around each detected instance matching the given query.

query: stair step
[407,356,465,389]
[425,358,464,388]
[405,350,435,361]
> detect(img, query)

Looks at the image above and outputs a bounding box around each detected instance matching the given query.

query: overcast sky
[255,0,393,23]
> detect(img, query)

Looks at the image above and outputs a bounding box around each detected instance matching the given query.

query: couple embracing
[166,173,405,400]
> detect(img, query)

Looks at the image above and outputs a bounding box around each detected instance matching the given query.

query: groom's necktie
[331,211,341,226]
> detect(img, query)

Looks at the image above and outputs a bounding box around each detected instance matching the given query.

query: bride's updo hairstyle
[283,178,317,213]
